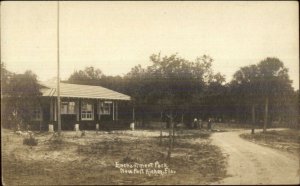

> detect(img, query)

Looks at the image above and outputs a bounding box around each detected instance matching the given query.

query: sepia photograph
[1,1,299,185]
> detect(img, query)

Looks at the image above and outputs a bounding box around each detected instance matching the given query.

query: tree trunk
[181,113,184,123]
[263,96,269,133]
[167,114,173,161]
[159,111,163,146]
[40,121,42,132]
[251,104,255,134]
[172,119,175,144]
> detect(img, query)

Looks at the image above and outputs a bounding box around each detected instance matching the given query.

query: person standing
[208,118,212,130]
[199,118,202,129]
[193,118,198,129]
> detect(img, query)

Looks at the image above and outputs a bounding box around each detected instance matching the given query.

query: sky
[1,1,299,90]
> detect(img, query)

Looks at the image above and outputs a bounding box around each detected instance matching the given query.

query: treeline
[65,53,299,129]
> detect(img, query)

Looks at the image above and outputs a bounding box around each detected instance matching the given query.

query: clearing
[2,128,227,185]
[240,128,299,155]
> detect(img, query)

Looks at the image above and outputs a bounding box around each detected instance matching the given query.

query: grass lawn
[240,129,300,155]
[2,128,227,185]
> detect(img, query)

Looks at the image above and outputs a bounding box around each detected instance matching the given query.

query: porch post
[112,101,115,121]
[96,100,101,132]
[48,98,56,132]
[97,100,101,121]
[76,99,79,121]
[50,98,53,121]
[116,101,118,121]
[54,99,57,121]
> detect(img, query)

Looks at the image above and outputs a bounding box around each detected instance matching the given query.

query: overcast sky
[1,1,299,90]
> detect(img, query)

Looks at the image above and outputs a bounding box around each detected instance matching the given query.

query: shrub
[47,133,65,150]
[49,133,63,144]
[23,133,38,146]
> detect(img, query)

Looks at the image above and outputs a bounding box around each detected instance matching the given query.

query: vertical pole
[112,101,115,121]
[54,99,57,121]
[263,96,269,133]
[172,117,175,143]
[40,106,43,131]
[116,101,118,121]
[251,104,255,134]
[76,99,79,121]
[160,111,162,145]
[167,113,173,161]
[181,113,183,123]
[98,100,101,125]
[171,115,175,146]
[57,1,61,135]
[50,98,53,121]
[0,2,2,63]
[97,100,100,120]
[132,106,135,122]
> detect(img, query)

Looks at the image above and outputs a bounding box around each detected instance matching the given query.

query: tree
[231,65,260,131]
[257,58,294,132]
[1,63,13,91]
[125,53,223,124]
[68,66,103,85]
[2,68,42,130]
[230,57,295,132]
[67,66,126,92]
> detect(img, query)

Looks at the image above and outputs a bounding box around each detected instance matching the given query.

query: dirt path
[211,129,300,185]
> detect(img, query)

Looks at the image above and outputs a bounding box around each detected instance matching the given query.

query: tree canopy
[229,57,296,128]
[68,66,103,85]
[64,55,297,128]
[2,54,297,130]
[1,63,42,129]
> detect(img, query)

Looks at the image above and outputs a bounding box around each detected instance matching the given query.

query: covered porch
[36,82,134,131]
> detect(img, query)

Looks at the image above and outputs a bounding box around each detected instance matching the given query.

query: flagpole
[57,1,61,135]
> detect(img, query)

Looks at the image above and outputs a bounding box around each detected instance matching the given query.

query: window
[32,107,42,121]
[61,102,76,114]
[99,101,111,115]
[81,101,94,120]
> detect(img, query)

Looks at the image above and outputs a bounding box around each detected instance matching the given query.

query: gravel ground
[211,129,299,185]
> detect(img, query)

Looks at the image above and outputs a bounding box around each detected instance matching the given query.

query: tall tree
[257,58,294,132]
[230,57,294,132]
[124,53,224,125]
[2,69,42,129]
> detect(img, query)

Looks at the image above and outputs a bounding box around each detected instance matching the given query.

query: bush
[47,133,64,150]
[49,133,64,144]
[23,133,38,146]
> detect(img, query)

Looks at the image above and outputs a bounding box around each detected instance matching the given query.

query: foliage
[23,133,38,146]
[47,133,65,150]
[67,66,125,93]
[49,132,64,144]
[1,63,13,91]
[68,66,103,83]
[124,53,226,124]
[229,57,296,127]
[1,63,42,129]
[64,55,298,128]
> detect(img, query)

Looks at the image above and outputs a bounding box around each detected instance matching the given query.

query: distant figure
[130,122,135,131]
[198,118,202,129]
[193,118,198,129]
[208,118,212,130]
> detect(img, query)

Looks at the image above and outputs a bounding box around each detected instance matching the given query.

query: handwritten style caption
[115,161,176,176]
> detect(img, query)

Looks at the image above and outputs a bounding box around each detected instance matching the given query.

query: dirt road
[211,129,299,185]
